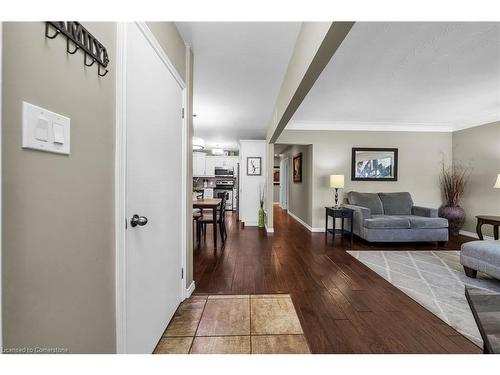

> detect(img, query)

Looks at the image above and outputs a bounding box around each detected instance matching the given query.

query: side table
[476,216,500,240]
[325,207,354,248]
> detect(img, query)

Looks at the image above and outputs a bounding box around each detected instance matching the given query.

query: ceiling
[176,22,301,150]
[288,22,500,132]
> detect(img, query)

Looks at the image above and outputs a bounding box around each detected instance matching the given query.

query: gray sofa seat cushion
[347,192,384,215]
[397,215,449,229]
[461,240,500,264]
[378,192,414,215]
[363,215,410,229]
[460,240,500,279]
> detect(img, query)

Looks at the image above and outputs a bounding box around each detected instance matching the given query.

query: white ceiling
[288,22,500,132]
[176,22,301,150]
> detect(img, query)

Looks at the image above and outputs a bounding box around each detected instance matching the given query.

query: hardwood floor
[193,205,481,353]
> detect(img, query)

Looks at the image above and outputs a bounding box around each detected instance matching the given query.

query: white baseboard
[287,211,314,232]
[459,230,494,241]
[186,281,195,298]
[244,221,258,227]
[311,227,326,233]
[265,224,274,233]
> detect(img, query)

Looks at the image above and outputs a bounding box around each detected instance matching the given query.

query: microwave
[214,168,233,176]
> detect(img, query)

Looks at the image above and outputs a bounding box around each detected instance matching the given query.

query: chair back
[216,191,227,216]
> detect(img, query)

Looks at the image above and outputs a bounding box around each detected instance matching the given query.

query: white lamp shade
[494,174,500,188]
[330,174,345,188]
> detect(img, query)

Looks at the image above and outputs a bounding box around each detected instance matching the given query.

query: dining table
[193,198,222,248]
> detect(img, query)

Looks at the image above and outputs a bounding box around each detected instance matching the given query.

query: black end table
[325,207,354,248]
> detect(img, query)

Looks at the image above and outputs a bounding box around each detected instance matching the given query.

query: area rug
[347,250,500,347]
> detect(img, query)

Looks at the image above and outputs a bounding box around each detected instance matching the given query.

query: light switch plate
[22,101,70,155]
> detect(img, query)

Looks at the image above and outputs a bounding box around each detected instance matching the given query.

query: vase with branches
[438,163,470,236]
[258,185,265,228]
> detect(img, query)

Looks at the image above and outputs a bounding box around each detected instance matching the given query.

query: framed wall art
[247,157,262,176]
[351,147,398,181]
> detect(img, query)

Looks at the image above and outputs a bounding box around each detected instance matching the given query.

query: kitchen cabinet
[204,157,216,177]
[193,152,206,177]
[193,154,240,177]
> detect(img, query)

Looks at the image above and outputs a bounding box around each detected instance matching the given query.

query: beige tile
[153,337,193,354]
[164,297,206,337]
[208,294,249,299]
[197,298,250,336]
[250,294,291,299]
[251,297,303,335]
[251,335,310,354]
[190,336,251,354]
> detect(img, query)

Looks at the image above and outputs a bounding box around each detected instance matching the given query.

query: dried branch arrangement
[440,163,470,207]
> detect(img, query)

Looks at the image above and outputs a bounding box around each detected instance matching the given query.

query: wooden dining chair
[198,192,227,243]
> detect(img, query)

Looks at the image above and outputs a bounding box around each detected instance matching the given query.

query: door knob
[130,214,148,227]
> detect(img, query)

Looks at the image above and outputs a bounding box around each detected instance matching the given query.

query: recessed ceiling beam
[267,22,354,143]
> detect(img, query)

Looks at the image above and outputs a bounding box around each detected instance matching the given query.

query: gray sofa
[344,192,449,243]
[461,240,500,279]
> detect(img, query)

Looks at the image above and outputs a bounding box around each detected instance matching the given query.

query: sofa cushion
[363,215,411,229]
[347,192,384,215]
[378,192,414,215]
[401,215,449,229]
[461,240,500,263]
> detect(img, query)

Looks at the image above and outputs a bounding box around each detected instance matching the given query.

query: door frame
[115,22,188,354]
[280,157,289,210]
[0,21,3,352]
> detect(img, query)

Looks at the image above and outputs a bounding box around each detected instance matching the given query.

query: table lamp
[495,174,500,189]
[330,174,345,208]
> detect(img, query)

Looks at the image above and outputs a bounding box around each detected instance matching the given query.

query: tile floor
[153,294,311,354]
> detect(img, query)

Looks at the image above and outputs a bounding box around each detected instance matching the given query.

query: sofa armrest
[412,205,438,218]
[343,204,371,235]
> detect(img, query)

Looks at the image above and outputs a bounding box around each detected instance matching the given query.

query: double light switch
[22,102,70,155]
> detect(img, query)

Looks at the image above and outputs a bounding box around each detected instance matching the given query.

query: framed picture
[273,166,280,185]
[293,153,302,183]
[351,147,398,181]
[247,157,262,176]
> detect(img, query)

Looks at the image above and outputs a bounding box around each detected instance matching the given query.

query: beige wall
[2,22,117,353]
[2,21,190,353]
[280,145,313,226]
[146,22,186,82]
[453,121,500,237]
[265,22,354,230]
[278,130,453,229]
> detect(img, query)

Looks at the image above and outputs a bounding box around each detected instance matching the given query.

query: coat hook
[98,65,109,77]
[66,38,79,54]
[84,54,96,67]
[45,23,60,39]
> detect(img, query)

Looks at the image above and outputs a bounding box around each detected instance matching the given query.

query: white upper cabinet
[193,152,206,177]
[204,157,216,177]
[193,154,240,177]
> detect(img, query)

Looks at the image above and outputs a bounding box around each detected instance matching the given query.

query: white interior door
[125,23,183,353]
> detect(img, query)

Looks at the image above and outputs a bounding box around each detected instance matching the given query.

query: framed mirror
[351,148,398,181]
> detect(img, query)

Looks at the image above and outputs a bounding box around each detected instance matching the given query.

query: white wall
[239,140,267,226]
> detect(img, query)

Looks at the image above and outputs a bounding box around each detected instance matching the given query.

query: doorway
[280,157,289,210]
[115,22,187,354]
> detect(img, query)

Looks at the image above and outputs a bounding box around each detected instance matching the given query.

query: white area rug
[347,250,500,347]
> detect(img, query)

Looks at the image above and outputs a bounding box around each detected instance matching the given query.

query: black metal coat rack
[45,22,110,77]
